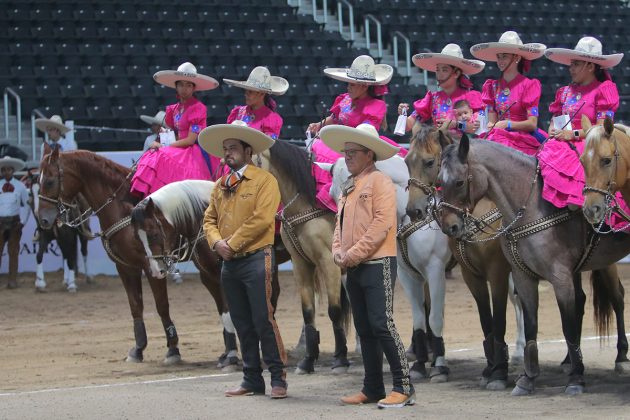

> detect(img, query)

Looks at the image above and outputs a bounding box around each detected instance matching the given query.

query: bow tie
[2,181,14,193]
[220,171,243,192]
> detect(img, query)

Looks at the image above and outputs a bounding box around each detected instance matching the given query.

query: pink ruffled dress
[412,87,484,137]
[537,80,629,229]
[482,75,547,156]
[312,93,405,212]
[131,97,211,197]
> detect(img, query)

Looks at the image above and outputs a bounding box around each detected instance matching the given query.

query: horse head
[581,115,630,225]
[131,197,171,279]
[38,145,79,229]
[405,124,454,221]
[437,133,488,239]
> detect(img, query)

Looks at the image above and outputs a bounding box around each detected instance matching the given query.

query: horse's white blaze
[138,229,163,278]
[441,166,450,184]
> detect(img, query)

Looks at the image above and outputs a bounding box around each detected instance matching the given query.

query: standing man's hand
[214,239,235,261]
[333,252,346,268]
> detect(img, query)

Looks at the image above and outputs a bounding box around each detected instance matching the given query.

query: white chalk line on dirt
[0,373,231,398]
[2,334,626,398]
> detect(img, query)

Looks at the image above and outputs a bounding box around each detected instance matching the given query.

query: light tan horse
[404,124,522,390]
[257,140,351,374]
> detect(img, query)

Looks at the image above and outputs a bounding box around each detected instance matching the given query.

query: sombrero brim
[35,119,71,134]
[319,125,399,161]
[323,65,393,85]
[544,48,623,69]
[412,53,485,75]
[470,42,547,61]
[198,124,275,158]
[0,157,26,171]
[223,77,289,95]
[153,70,219,91]
[140,115,167,127]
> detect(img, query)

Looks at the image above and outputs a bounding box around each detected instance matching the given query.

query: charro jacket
[332,164,397,266]
[204,164,280,254]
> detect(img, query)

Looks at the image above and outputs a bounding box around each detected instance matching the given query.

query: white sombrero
[223,66,289,95]
[324,55,393,85]
[319,124,399,161]
[140,111,167,127]
[153,62,219,91]
[412,44,485,75]
[470,31,546,62]
[198,120,275,158]
[35,115,71,134]
[0,156,26,171]
[544,37,624,69]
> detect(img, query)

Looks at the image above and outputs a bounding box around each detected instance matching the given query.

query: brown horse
[437,134,629,396]
[258,140,352,374]
[404,124,521,390]
[37,148,235,366]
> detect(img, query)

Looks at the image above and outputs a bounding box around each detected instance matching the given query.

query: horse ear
[437,130,452,150]
[581,115,592,133]
[604,116,614,136]
[458,133,470,162]
[42,141,52,157]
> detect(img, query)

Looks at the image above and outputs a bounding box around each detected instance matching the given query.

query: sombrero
[470,31,546,62]
[140,111,167,127]
[319,124,399,161]
[0,156,26,171]
[198,120,275,158]
[35,115,71,134]
[412,43,485,75]
[153,62,219,91]
[544,36,624,69]
[324,55,393,85]
[223,67,289,95]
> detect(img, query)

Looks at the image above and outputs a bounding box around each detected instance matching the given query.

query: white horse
[327,155,525,384]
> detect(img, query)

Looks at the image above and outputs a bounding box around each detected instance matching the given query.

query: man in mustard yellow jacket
[321,123,415,409]
[199,121,287,399]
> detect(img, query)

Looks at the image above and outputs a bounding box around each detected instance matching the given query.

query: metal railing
[392,31,411,77]
[4,87,22,145]
[337,0,355,42]
[312,0,328,24]
[364,15,383,59]
[31,109,48,161]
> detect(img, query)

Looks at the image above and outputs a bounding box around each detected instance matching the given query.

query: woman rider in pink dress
[538,37,626,226]
[397,43,486,138]
[470,31,548,156]
[307,55,403,212]
[130,62,219,197]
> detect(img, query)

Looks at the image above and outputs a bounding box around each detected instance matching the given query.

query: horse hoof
[35,286,47,293]
[86,276,95,284]
[486,379,507,391]
[294,367,312,375]
[410,370,427,382]
[429,366,449,383]
[163,354,182,365]
[430,373,448,383]
[126,355,142,363]
[511,385,533,396]
[511,355,524,366]
[479,376,489,387]
[565,384,585,395]
[221,364,239,373]
[331,366,349,375]
[67,287,77,294]
[615,361,630,374]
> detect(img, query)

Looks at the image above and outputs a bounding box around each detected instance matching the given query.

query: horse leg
[397,264,429,381]
[79,233,93,284]
[57,229,78,292]
[145,274,181,365]
[510,271,540,396]
[293,258,319,374]
[34,232,48,291]
[591,265,630,373]
[508,274,525,364]
[117,265,147,362]
[561,273,585,373]
[320,258,349,374]
[486,263,511,391]
[460,267,494,387]
[426,259,449,383]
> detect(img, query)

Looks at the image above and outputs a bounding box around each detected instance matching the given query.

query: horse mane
[268,140,317,206]
[146,180,214,235]
[443,137,535,171]
[410,124,450,155]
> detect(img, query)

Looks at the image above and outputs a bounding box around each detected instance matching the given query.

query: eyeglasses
[342,148,369,158]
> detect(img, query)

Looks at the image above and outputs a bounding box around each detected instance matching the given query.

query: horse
[37,147,236,367]
[400,125,526,390]
[326,153,453,383]
[436,134,630,396]
[581,116,630,228]
[28,173,92,292]
[256,140,352,375]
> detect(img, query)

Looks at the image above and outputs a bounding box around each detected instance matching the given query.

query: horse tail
[591,269,614,341]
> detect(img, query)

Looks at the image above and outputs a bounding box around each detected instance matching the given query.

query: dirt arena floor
[1,265,630,419]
